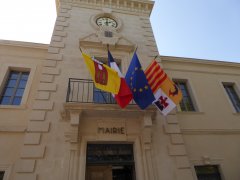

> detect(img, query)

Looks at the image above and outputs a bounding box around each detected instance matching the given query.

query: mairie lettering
[98,127,125,134]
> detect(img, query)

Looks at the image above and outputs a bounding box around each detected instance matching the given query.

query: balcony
[63,78,156,129]
[66,78,135,105]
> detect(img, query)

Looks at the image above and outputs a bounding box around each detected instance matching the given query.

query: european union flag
[125,52,155,109]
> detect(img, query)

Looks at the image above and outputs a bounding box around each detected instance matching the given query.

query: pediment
[79,28,135,52]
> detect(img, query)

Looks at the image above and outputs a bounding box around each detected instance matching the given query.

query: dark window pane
[93,87,115,104]
[7,79,17,87]
[224,84,240,112]
[18,80,27,88]
[0,171,5,180]
[16,89,24,96]
[0,96,11,105]
[9,71,19,79]
[195,165,222,180]
[12,97,22,105]
[21,73,29,80]
[0,70,29,105]
[175,81,195,111]
[4,88,14,96]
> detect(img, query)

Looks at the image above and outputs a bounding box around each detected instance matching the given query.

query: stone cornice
[161,55,240,68]
[0,125,26,132]
[0,40,48,50]
[58,0,154,15]
[182,128,240,135]
[62,103,156,120]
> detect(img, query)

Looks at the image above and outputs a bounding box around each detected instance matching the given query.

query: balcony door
[85,144,135,180]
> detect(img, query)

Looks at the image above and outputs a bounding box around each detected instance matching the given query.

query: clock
[96,17,118,28]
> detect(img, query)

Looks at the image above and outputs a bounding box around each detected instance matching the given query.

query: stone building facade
[0,0,240,180]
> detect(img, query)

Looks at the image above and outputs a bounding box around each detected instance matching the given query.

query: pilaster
[14,2,73,180]
[163,113,195,180]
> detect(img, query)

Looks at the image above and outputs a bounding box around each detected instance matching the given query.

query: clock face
[96,17,118,28]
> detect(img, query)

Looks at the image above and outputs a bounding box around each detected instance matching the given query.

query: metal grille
[66,78,135,105]
[87,144,134,165]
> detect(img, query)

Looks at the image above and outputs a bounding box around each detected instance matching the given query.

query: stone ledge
[43,60,57,67]
[15,174,37,180]
[38,83,57,92]
[60,8,68,13]
[176,156,191,169]
[51,36,63,42]
[27,122,50,132]
[36,91,50,100]
[24,133,41,145]
[32,101,54,110]
[21,145,45,158]
[58,12,71,18]
[171,134,184,144]
[166,115,179,124]
[56,21,69,27]
[168,144,186,156]
[61,4,72,10]
[50,41,65,48]
[15,160,35,173]
[47,53,63,61]
[40,74,54,83]
[48,47,60,54]
[29,111,46,121]
[0,125,26,132]
[176,169,194,180]
[164,124,181,134]
[55,26,64,31]
[42,67,60,75]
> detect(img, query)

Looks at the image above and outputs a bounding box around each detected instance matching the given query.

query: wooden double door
[85,144,135,180]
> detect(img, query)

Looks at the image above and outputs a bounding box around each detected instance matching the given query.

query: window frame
[0,63,36,108]
[222,82,240,113]
[0,164,11,180]
[173,79,197,112]
[194,165,223,180]
[90,56,122,104]
[0,71,30,105]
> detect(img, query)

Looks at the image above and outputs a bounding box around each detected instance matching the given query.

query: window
[104,31,113,37]
[175,81,195,111]
[223,84,240,112]
[0,171,4,180]
[93,86,116,104]
[194,165,222,180]
[92,57,121,104]
[0,71,29,105]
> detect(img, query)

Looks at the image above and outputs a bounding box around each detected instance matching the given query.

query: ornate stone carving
[79,28,135,52]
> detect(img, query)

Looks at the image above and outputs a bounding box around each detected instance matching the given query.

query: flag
[82,53,120,94]
[108,50,133,108]
[125,52,155,109]
[145,60,183,115]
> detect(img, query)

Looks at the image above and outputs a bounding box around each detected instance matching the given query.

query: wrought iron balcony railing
[66,78,127,104]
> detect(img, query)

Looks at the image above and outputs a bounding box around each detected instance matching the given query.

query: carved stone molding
[64,111,82,143]
[58,0,154,14]
[79,27,135,52]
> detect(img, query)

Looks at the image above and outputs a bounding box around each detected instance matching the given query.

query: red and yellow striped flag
[145,60,182,115]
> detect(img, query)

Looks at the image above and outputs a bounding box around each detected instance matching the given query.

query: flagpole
[79,42,83,53]
[135,46,138,52]
[154,55,159,60]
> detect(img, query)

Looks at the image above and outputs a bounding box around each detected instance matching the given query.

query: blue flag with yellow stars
[125,52,155,109]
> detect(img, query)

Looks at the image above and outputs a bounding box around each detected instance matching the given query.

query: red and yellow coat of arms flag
[82,53,121,94]
[145,60,183,115]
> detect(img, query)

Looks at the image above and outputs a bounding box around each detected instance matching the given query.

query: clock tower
[13,0,194,180]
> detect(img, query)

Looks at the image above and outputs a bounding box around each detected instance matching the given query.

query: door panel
[86,166,112,180]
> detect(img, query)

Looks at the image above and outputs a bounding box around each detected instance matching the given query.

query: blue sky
[0,0,239,62]
[150,0,240,62]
